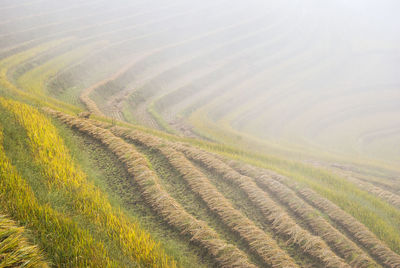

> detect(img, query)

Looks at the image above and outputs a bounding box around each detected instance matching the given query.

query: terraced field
[0,0,399,267]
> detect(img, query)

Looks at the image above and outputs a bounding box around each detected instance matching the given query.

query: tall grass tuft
[0,214,48,268]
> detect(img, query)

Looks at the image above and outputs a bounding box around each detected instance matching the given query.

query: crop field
[0,0,399,267]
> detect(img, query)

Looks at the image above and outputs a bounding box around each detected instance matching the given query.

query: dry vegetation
[110,127,300,267]
[223,159,400,268]
[44,108,257,268]
[172,143,374,268]
[40,107,400,268]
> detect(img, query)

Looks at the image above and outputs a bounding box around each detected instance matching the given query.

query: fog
[1,0,399,162]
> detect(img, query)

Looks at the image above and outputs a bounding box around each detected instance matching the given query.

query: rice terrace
[0,0,399,267]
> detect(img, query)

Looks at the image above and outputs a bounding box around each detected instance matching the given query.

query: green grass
[51,85,85,108]
[188,104,400,176]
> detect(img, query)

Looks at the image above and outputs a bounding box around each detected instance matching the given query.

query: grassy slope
[13,87,400,266]
[0,30,399,267]
[218,151,400,254]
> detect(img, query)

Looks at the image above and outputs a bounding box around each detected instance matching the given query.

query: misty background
[1,0,399,163]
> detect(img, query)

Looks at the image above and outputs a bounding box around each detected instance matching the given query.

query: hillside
[0,0,400,267]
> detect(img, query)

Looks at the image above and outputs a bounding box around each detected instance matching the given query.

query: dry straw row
[111,126,298,268]
[80,86,104,116]
[79,61,135,117]
[224,159,400,268]
[48,109,257,268]
[345,175,400,210]
[211,156,378,268]
[173,143,368,268]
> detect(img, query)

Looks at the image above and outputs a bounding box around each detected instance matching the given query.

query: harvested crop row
[0,41,82,114]
[173,143,374,268]
[344,175,400,210]
[46,108,257,268]
[17,42,102,95]
[111,126,299,268]
[0,124,112,267]
[1,100,175,268]
[0,214,48,268]
[296,188,400,268]
[212,157,378,267]
[79,61,136,116]
[223,159,400,268]
[80,80,106,116]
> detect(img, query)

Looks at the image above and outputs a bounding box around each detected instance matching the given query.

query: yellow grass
[0,214,48,268]
[0,122,112,267]
[0,98,175,267]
